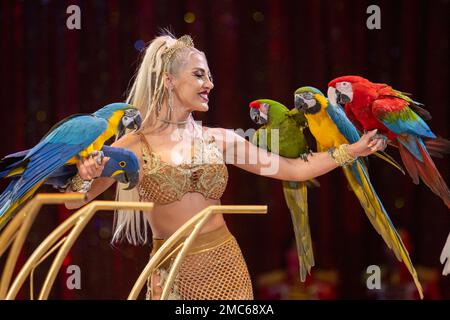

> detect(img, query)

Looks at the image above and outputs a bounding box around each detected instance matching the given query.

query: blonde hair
[112,31,202,245]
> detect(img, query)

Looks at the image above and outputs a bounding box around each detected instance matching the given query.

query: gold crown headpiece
[163,35,195,66]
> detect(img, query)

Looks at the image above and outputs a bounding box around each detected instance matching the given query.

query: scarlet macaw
[328,76,450,209]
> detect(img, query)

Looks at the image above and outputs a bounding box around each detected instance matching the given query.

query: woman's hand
[76,153,110,180]
[348,129,387,158]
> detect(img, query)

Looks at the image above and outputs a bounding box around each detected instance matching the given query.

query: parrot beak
[327,87,338,106]
[122,171,139,190]
[112,170,139,190]
[294,94,307,111]
[249,106,268,125]
[121,109,142,133]
[117,123,126,139]
[132,111,142,130]
[117,110,142,139]
[124,109,142,131]
[332,87,352,105]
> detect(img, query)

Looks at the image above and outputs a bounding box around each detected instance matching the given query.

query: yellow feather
[343,163,423,299]
[0,182,44,230]
[5,166,26,178]
[282,181,314,282]
[66,110,125,164]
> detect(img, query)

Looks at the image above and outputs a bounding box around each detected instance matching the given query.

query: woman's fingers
[363,129,378,142]
[368,138,386,153]
[374,138,387,151]
[76,154,107,180]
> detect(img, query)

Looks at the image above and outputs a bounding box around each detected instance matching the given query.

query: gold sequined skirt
[146,225,254,300]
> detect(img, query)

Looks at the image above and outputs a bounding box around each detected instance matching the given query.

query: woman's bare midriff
[143,192,226,239]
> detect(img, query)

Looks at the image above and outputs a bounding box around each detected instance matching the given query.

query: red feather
[330,75,450,208]
[249,100,260,109]
[399,138,450,209]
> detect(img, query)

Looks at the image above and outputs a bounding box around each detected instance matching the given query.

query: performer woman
[65,32,386,300]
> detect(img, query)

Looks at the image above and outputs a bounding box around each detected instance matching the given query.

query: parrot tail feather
[423,136,450,159]
[373,151,405,175]
[0,181,43,231]
[398,137,450,209]
[344,162,423,299]
[0,157,29,179]
[282,181,315,282]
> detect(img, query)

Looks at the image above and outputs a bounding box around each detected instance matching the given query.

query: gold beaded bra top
[137,132,228,204]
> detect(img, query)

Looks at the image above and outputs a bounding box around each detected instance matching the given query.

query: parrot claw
[87,150,104,165]
[372,134,388,142]
[299,149,312,162]
[88,150,99,158]
[96,151,105,165]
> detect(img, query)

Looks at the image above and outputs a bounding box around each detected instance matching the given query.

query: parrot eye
[119,161,126,167]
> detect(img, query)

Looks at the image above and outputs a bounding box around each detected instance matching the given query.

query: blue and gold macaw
[294,86,423,299]
[3,145,140,191]
[0,103,141,230]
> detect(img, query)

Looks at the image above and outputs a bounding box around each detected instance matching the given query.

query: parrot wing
[0,115,108,228]
[287,108,307,128]
[378,87,431,121]
[372,98,436,139]
[372,98,436,160]
[251,126,269,151]
[343,160,423,298]
[282,180,314,282]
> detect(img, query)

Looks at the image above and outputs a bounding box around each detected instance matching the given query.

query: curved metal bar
[0,193,85,299]
[4,198,153,300]
[30,236,67,300]
[38,201,153,300]
[5,203,91,300]
[128,205,267,300]
[0,209,26,258]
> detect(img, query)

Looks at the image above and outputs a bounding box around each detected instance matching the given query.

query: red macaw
[328,75,450,209]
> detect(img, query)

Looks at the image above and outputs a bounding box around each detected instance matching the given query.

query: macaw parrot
[249,99,316,282]
[2,145,140,191]
[328,75,450,209]
[0,103,142,230]
[294,87,423,298]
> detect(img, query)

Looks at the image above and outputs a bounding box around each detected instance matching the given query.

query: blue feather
[326,102,361,144]
[380,109,436,139]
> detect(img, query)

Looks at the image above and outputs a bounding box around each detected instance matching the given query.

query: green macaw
[249,98,315,282]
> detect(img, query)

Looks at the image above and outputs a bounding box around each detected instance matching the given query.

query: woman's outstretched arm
[209,128,384,182]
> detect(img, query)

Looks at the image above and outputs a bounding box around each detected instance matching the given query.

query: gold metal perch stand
[0,192,267,300]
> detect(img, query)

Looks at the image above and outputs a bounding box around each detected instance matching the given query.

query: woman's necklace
[157,113,192,141]
[157,117,189,125]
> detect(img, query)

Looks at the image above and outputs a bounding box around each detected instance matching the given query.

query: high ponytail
[112,31,202,245]
[111,32,177,245]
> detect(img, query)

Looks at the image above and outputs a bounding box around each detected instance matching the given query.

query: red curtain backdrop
[0,0,448,299]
